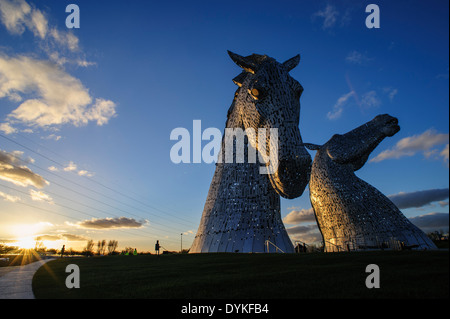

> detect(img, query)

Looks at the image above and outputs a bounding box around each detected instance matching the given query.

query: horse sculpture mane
[189,51,311,253]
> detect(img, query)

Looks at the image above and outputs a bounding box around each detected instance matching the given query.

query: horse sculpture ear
[232,72,247,87]
[282,54,300,72]
[228,50,258,74]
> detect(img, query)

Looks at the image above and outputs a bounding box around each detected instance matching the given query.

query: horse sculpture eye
[248,86,265,100]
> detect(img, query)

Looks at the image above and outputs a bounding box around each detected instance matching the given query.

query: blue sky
[0,0,448,252]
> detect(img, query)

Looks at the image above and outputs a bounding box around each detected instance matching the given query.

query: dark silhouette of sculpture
[304,114,437,252]
[190,51,312,253]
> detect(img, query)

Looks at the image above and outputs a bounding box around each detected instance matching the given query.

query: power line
[0,137,196,230]
[1,132,196,225]
[0,132,198,249]
[0,183,182,246]
[0,182,183,243]
[0,156,186,234]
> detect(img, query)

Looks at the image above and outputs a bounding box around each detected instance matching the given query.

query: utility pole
[181,233,183,253]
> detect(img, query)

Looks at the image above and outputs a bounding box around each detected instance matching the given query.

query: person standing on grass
[155,240,160,255]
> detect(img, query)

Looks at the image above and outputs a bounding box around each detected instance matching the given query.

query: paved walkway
[0,258,55,299]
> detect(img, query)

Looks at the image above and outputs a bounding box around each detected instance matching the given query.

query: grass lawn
[32,250,448,299]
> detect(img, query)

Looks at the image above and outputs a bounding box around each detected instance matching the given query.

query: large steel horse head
[190,51,311,253]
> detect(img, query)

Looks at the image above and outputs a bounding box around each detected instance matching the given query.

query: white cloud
[48,165,58,172]
[78,169,94,177]
[0,1,116,131]
[29,189,53,203]
[86,99,117,126]
[0,122,17,134]
[371,129,449,163]
[0,190,21,202]
[0,0,31,35]
[63,161,77,172]
[0,54,116,128]
[0,0,78,51]
[327,91,355,120]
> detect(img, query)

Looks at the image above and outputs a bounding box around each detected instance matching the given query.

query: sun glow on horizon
[13,237,36,249]
[8,222,53,249]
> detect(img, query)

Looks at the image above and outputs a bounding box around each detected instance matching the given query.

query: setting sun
[14,237,36,249]
[8,222,53,249]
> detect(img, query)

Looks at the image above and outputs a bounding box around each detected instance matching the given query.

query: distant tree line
[82,239,119,256]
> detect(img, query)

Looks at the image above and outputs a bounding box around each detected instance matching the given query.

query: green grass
[32,250,449,299]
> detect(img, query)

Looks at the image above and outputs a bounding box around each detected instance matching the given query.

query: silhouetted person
[61,245,65,258]
[155,240,160,255]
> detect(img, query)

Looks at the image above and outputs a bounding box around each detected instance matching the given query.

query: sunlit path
[0,258,54,299]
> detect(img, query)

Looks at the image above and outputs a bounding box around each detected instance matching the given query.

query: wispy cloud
[312,4,354,31]
[77,170,94,177]
[327,91,355,120]
[62,161,94,177]
[75,217,148,230]
[371,129,449,163]
[41,134,62,141]
[359,90,381,110]
[345,51,373,65]
[327,88,382,120]
[312,4,339,30]
[383,87,398,102]
[388,188,449,209]
[0,0,80,52]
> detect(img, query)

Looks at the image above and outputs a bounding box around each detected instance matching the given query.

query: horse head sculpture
[228,51,311,199]
[190,51,311,253]
[305,114,436,251]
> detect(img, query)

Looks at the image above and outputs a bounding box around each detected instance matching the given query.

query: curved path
[0,258,54,299]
